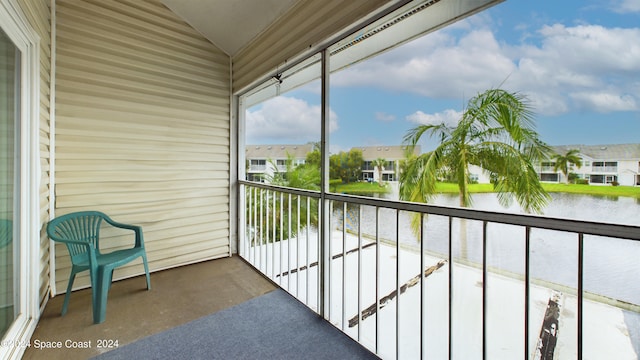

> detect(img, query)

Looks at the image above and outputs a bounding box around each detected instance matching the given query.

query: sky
[245,0,640,153]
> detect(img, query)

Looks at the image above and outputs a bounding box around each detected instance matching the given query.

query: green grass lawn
[333,181,390,195]
[437,182,640,199]
[334,181,640,199]
[541,183,640,198]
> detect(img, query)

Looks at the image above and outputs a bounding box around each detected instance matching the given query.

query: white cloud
[570,91,638,112]
[406,109,462,127]
[333,29,515,99]
[612,0,640,13]
[375,112,396,122]
[533,24,640,73]
[510,24,640,114]
[245,96,338,143]
[333,17,640,117]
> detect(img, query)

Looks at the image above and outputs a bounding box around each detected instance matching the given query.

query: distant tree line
[304,148,365,184]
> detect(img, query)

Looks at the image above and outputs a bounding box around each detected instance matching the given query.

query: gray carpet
[92,289,378,360]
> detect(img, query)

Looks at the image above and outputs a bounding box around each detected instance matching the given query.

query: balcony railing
[249,164,267,171]
[591,166,617,173]
[238,181,640,360]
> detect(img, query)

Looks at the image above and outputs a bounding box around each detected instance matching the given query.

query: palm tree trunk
[459,192,468,260]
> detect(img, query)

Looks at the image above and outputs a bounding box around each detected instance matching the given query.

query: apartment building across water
[245,144,420,183]
[538,144,640,186]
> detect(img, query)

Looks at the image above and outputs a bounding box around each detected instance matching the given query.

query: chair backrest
[47,211,107,262]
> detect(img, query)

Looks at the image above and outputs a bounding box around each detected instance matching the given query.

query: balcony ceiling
[160,0,302,57]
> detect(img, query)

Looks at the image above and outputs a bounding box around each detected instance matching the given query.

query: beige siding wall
[54,0,231,292]
[232,0,389,93]
[17,0,52,309]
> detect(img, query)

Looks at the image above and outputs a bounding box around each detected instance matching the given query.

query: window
[540,173,559,182]
[247,159,267,177]
[0,26,18,338]
[385,161,395,172]
[382,173,396,181]
[362,161,374,171]
[0,2,40,354]
[246,173,265,182]
[590,174,605,184]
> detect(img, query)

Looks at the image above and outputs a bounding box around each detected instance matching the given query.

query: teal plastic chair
[47,211,151,324]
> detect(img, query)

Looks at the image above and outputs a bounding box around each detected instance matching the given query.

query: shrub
[575,179,589,185]
[568,172,579,182]
[611,181,620,186]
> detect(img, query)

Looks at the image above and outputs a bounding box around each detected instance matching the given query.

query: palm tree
[372,158,387,186]
[400,88,551,257]
[249,154,319,243]
[552,149,583,184]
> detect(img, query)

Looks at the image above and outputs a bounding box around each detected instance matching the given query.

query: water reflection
[334,187,640,305]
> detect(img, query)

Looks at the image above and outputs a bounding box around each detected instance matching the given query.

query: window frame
[0,1,40,358]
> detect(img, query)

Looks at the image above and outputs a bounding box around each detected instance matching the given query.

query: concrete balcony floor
[24,256,276,360]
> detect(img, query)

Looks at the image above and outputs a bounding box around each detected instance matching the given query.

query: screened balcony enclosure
[236,0,640,358]
[239,183,640,359]
[1,0,638,359]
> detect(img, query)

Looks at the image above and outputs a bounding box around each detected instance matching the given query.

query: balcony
[249,164,267,172]
[240,181,640,359]
[21,258,268,359]
[591,166,618,173]
[22,182,640,360]
[24,257,376,359]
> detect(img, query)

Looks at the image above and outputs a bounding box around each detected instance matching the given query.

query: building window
[247,173,265,182]
[540,173,559,182]
[249,159,266,171]
[362,161,374,171]
[589,174,617,184]
[385,161,395,172]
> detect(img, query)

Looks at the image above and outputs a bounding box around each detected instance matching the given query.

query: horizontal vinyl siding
[18,0,52,309]
[232,0,389,92]
[54,0,230,293]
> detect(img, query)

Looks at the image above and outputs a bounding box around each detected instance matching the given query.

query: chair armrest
[103,217,145,249]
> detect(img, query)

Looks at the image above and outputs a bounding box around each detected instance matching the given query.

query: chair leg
[93,266,114,324]
[142,254,151,290]
[61,269,77,316]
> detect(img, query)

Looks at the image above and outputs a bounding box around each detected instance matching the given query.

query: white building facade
[538,144,640,186]
[245,144,315,182]
[359,145,420,183]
